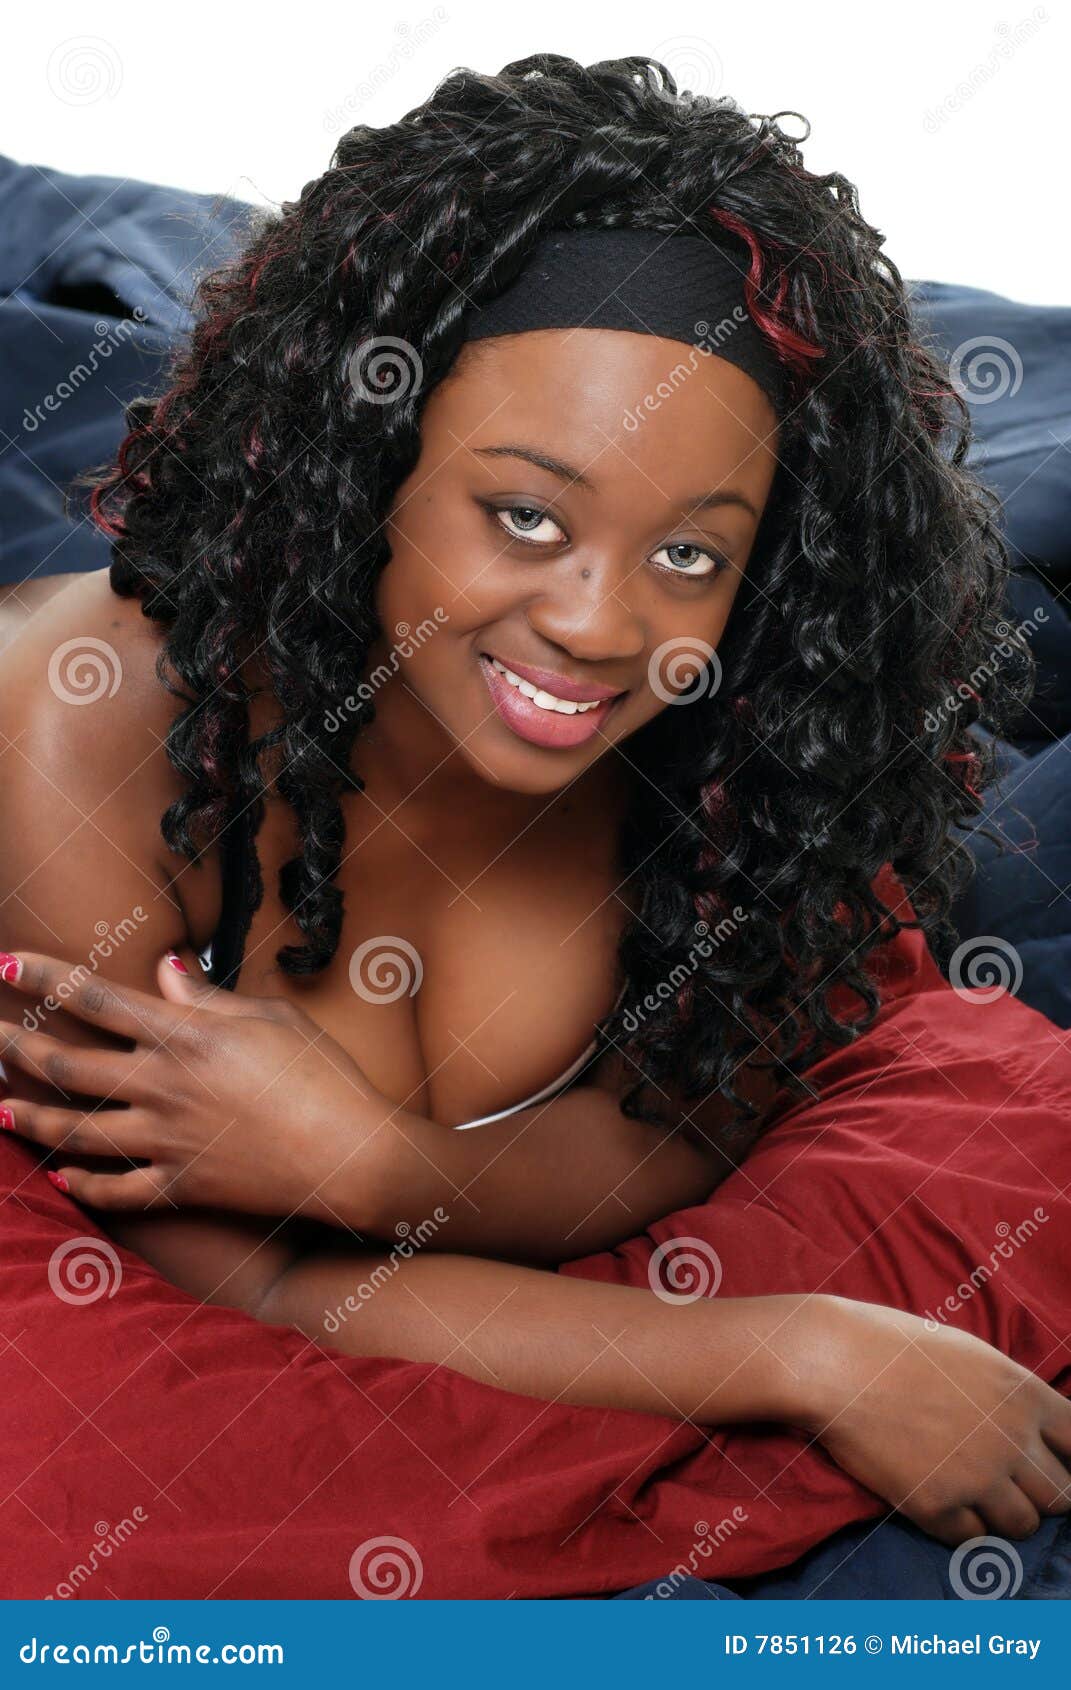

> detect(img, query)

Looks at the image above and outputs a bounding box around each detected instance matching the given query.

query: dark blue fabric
[949,727,1071,1032]
[0,155,251,584]
[614,1511,1071,1600]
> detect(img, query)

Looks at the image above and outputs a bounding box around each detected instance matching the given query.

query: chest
[201,802,629,1128]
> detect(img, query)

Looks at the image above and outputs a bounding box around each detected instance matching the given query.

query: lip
[481,652,627,704]
[478,652,626,751]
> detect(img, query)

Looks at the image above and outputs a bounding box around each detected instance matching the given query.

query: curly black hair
[80,51,1035,1148]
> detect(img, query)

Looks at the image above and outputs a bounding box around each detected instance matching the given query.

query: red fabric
[2,864,1070,1598]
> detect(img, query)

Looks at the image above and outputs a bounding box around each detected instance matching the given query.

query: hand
[803,1294,1071,1545]
[0,948,400,1222]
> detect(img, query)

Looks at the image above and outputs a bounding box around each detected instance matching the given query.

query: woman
[1,51,1069,1558]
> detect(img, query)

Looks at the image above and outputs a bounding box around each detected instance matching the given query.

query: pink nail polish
[0,1104,15,1131]
[0,953,22,984]
[46,1170,70,1193]
[165,952,189,974]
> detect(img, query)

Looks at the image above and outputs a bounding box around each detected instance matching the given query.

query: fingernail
[46,1170,70,1193]
[0,954,22,984]
[165,952,189,974]
[0,1104,15,1131]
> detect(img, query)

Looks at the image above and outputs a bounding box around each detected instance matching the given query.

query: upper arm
[0,574,304,1310]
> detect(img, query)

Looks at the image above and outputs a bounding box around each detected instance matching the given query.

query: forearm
[329,1087,726,1264]
[256,1244,832,1429]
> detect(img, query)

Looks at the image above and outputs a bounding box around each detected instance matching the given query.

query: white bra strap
[452,1034,599,1132]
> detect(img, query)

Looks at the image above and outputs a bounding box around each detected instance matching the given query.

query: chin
[458,733,601,795]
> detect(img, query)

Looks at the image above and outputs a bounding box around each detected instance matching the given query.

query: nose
[523,558,646,666]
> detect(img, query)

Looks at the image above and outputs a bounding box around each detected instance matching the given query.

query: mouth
[477,651,628,751]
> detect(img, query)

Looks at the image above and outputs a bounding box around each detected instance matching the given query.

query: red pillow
[3,867,1069,1598]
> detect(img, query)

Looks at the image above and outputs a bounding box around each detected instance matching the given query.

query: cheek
[382,510,509,636]
[635,584,743,711]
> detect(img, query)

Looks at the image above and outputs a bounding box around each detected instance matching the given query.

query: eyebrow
[471,443,759,520]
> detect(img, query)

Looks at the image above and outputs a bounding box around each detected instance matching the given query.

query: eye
[486,504,567,546]
[650,542,729,580]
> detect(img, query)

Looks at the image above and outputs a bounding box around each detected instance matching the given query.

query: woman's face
[372,326,779,795]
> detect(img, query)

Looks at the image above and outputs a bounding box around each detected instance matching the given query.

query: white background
[1,0,1063,305]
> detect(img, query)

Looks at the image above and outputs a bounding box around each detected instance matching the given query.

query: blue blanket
[616,1512,1071,1600]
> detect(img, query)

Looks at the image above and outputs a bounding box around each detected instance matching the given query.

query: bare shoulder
[0,567,221,951]
[1,568,177,793]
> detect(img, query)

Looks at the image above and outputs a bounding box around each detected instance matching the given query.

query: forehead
[421,326,780,498]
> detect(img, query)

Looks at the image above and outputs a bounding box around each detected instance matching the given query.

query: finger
[47,1161,176,1211]
[0,1097,145,1160]
[0,951,178,1045]
[974,1478,1042,1541]
[0,1020,149,1102]
[1014,1443,1071,1516]
[1041,1394,1071,1459]
[920,1504,988,1548]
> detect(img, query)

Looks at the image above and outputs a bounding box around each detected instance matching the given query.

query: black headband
[460,226,786,416]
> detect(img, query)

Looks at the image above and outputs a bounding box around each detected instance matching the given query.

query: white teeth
[489,657,604,714]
